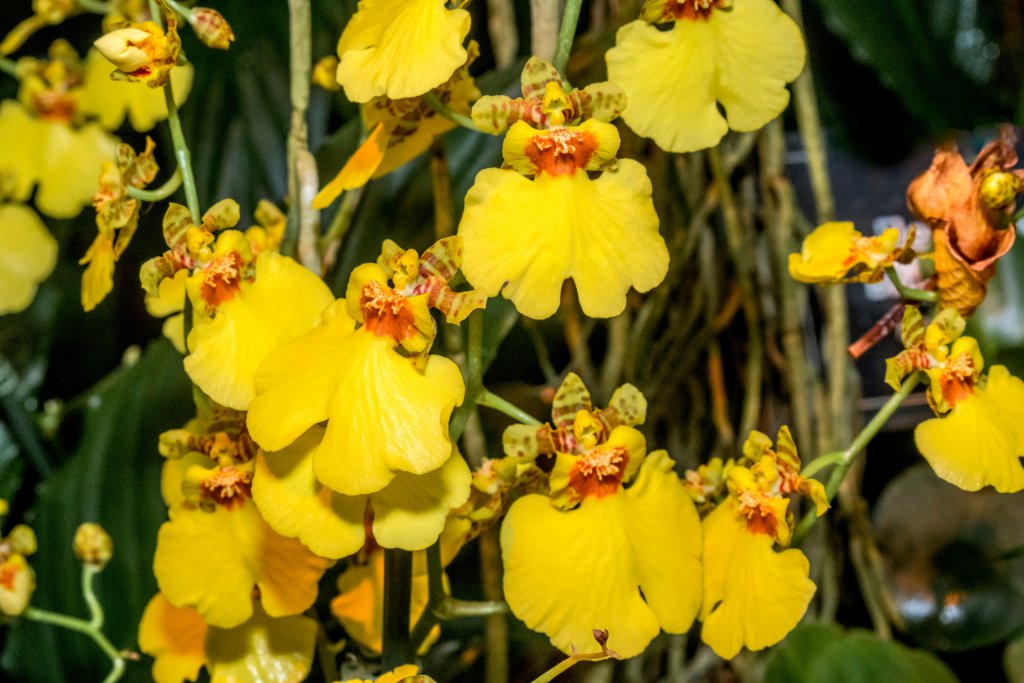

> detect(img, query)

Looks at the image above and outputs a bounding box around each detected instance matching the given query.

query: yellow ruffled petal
[606,0,804,153]
[252,427,366,559]
[0,204,57,315]
[248,300,356,451]
[138,593,207,683]
[501,451,701,657]
[336,0,469,102]
[711,0,806,132]
[331,552,432,654]
[79,48,194,131]
[0,101,43,203]
[185,250,334,410]
[250,302,464,495]
[146,268,187,318]
[154,502,329,628]
[459,162,667,319]
[914,365,1024,493]
[314,332,464,495]
[34,121,118,219]
[787,221,860,283]
[700,498,815,660]
[205,604,317,683]
[370,447,471,549]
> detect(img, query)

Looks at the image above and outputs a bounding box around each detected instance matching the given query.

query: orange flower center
[736,489,779,537]
[30,90,77,123]
[941,353,976,407]
[200,251,244,307]
[201,466,253,509]
[360,280,416,341]
[666,0,727,21]
[525,128,597,177]
[568,445,628,500]
[0,559,19,591]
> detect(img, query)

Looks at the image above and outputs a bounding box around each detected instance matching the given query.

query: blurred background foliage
[1,0,1023,681]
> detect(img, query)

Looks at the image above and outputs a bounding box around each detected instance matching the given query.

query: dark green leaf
[1,340,192,682]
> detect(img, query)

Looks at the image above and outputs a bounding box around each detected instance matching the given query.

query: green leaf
[766,625,959,683]
[1,340,193,682]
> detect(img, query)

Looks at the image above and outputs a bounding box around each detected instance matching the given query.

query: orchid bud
[189,8,235,50]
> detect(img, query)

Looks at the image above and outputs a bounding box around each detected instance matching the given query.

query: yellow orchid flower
[605,0,805,152]
[154,421,330,629]
[78,47,194,131]
[182,216,335,411]
[247,238,479,496]
[788,221,916,284]
[138,593,318,683]
[334,0,470,102]
[500,375,702,658]
[459,59,668,320]
[887,307,1024,493]
[80,137,161,311]
[0,523,37,618]
[251,426,470,557]
[0,203,57,315]
[0,42,117,219]
[314,42,480,208]
[346,665,422,683]
[696,427,826,659]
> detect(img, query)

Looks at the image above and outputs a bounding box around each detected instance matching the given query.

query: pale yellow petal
[0,204,57,314]
[247,301,357,451]
[315,332,464,495]
[606,20,726,153]
[205,605,317,683]
[0,101,43,202]
[337,0,469,101]
[711,0,806,132]
[145,268,187,318]
[252,427,367,559]
[154,503,328,628]
[371,448,471,550]
[35,121,117,219]
[700,498,815,659]
[501,453,700,657]
[914,365,1024,493]
[459,163,667,319]
[185,251,334,410]
[138,593,207,683]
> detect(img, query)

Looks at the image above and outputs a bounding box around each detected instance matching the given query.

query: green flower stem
[551,0,584,75]
[798,450,843,479]
[885,267,937,303]
[422,92,478,132]
[450,311,484,442]
[126,168,182,202]
[163,0,193,18]
[477,389,541,425]
[318,186,364,270]
[24,567,124,683]
[77,0,113,14]
[793,373,921,544]
[381,548,413,670]
[0,56,19,78]
[163,80,201,224]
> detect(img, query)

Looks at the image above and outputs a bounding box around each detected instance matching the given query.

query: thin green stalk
[0,56,19,78]
[552,0,584,75]
[381,548,413,670]
[530,650,619,683]
[126,168,182,202]
[885,267,937,303]
[422,92,478,131]
[24,567,124,683]
[477,389,541,425]
[799,450,842,479]
[163,0,192,17]
[450,312,484,441]
[163,80,201,223]
[319,185,364,270]
[77,0,113,14]
[793,374,920,544]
